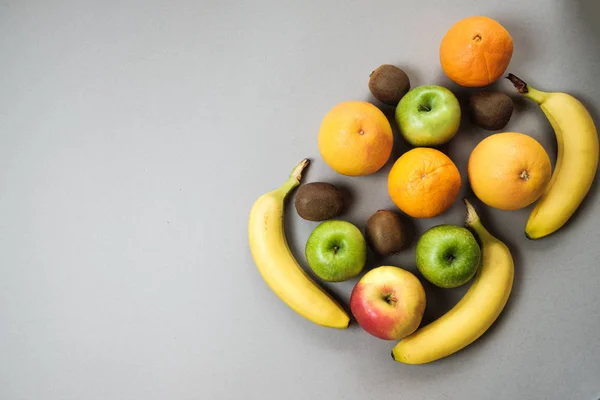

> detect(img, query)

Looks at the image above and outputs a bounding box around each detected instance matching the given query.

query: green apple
[305,220,366,282]
[416,224,481,288]
[395,85,461,146]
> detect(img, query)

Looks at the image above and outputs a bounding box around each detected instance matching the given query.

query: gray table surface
[1,1,599,399]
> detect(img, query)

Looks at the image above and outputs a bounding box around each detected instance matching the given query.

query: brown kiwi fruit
[365,210,406,256]
[368,65,410,106]
[294,182,344,221]
[469,92,514,131]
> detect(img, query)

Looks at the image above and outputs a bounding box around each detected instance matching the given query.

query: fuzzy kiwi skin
[294,182,344,221]
[365,210,406,256]
[368,65,411,106]
[469,92,514,131]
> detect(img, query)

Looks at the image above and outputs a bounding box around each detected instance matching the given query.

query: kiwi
[365,210,406,256]
[469,92,514,131]
[294,182,344,221]
[368,65,410,106]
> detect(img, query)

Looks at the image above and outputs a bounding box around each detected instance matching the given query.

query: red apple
[350,266,426,340]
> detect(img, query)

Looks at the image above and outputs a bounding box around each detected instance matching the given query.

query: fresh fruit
[388,148,461,218]
[248,159,350,328]
[440,16,513,87]
[392,199,514,364]
[507,74,599,239]
[369,65,411,106]
[469,92,514,130]
[295,182,344,221]
[416,224,481,288]
[468,132,552,211]
[318,101,393,176]
[395,85,461,146]
[350,266,426,340]
[365,210,406,256]
[305,220,367,282]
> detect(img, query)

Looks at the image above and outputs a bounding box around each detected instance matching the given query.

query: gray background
[1,1,599,399]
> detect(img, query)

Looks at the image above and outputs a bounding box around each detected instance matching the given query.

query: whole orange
[388,148,461,218]
[318,101,393,176]
[468,132,552,210]
[440,16,513,87]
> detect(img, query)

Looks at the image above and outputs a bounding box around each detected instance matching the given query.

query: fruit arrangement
[248,16,599,364]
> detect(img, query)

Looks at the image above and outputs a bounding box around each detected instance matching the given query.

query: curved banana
[507,74,599,239]
[392,199,514,364]
[248,159,350,329]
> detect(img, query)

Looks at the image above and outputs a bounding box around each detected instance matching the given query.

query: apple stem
[383,294,397,306]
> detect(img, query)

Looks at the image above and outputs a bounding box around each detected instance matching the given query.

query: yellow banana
[507,74,599,239]
[248,159,350,329]
[392,199,514,364]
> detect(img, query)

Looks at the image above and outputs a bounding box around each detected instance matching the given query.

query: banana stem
[278,158,310,197]
[464,198,493,242]
[506,73,549,104]
[464,198,480,226]
[290,158,310,182]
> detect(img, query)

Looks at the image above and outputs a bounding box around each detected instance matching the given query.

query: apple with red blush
[350,266,426,340]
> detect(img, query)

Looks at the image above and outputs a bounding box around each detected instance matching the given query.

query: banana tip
[463,198,479,226]
[506,73,529,94]
[391,350,396,361]
[290,158,311,181]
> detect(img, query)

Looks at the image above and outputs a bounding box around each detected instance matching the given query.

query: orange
[468,132,552,210]
[440,16,513,87]
[388,148,461,218]
[318,101,393,176]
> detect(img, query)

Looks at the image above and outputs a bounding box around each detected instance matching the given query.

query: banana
[392,199,514,364]
[248,159,350,329]
[507,74,599,239]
